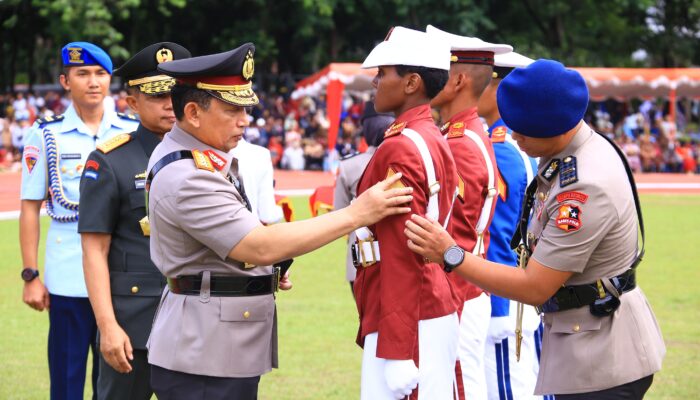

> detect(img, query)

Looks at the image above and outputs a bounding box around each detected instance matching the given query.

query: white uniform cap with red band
[361,26,451,71]
[426,25,512,58]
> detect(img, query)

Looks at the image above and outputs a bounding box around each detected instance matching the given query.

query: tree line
[1,0,699,92]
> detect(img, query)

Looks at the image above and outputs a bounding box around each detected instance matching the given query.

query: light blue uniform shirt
[20,103,139,297]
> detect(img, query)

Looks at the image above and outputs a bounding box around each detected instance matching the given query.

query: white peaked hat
[425,25,512,65]
[362,26,451,71]
[493,51,535,79]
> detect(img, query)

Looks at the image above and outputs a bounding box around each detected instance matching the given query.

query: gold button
[61,166,67,173]
[573,324,580,332]
[538,192,545,201]
[131,286,139,294]
[243,311,250,319]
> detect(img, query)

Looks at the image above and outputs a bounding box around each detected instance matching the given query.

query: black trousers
[555,375,654,400]
[150,365,260,400]
[97,349,152,400]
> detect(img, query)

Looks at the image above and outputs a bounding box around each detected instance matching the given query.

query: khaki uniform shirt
[529,123,665,395]
[146,124,277,378]
[333,147,376,282]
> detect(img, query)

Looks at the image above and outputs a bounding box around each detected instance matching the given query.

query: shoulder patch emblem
[192,150,215,172]
[559,156,578,187]
[84,170,99,181]
[497,173,508,202]
[116,112,138,121]
[384,122,406,138]
[85,160,100,171]
[491,126,507,143]
[23,145,40,174]
[446,123,464,139]
[541,158,560,181]
[36,114,65,127]
[97,133,131,154]
[386,167,406,189]
[556,191,588,204]
[555,203,582,232]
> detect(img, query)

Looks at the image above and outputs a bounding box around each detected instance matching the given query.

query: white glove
[383,359,419,399]
[487,315,512,341]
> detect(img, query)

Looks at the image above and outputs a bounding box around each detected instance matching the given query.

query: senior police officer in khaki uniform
[79,42,191,400]
[145,43,414,400]
[404,59,665,399]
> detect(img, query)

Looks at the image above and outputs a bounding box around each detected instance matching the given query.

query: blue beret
[61,42,113,74]
[497,59,588,138]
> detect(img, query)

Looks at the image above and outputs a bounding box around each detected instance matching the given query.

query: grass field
[1,194,699,399]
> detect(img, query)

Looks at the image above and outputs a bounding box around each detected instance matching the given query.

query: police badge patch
[555,203,582,232]
[23,145,40,174]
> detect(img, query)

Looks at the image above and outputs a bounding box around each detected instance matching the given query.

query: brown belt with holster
[168,271,278,297]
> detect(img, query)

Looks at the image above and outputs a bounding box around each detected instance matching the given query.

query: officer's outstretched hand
[405,214,456,264]
[384,359,419,399]
[350,172,413,227]
[100,322,134,374]
[23,278,49,311]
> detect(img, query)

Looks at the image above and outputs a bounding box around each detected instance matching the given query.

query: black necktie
[229,159,252,212]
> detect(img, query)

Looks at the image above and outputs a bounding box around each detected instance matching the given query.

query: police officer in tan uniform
[145,43,413,400]
[333,101,393,292]
[404,59,665,399]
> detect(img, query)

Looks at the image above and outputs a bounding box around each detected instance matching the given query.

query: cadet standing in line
[145,43,413,400]
[333,100,394,294]
[477,50,544,400]
[426,25,511,400]
[405,59,665,399]
[19,42,139,400]
[230,137,284,224]
[354,27,459,400]
[78,42,191,400]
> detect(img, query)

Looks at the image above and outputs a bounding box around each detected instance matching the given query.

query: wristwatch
[21,268,39,282]
[442,245,465,273]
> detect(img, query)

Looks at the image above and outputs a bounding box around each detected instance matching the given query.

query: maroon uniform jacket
[442,107,498,308]
[354,104,459,361]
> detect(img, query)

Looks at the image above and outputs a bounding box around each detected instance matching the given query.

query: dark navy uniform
[77,42,190,400]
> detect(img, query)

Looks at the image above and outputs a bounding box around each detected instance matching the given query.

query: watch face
[445,247,464,266]
[21,268,38,282]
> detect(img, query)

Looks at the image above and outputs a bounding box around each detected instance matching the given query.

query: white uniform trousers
[485,301,547,400]
[456,292,491,400]
[361,312,459,400]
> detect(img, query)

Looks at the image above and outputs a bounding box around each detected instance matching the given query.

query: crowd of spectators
[2,89,699,175]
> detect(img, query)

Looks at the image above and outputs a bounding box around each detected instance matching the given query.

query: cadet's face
[60,66,111,108]
[129,92,175,136]
[372,66,404,114]
[199,99,249,152]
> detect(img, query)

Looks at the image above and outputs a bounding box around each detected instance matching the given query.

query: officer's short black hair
[395,65,449,99]
[171,84,212,121]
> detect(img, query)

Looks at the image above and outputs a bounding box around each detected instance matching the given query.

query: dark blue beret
[61,42,112,74]
[497,59,589,138]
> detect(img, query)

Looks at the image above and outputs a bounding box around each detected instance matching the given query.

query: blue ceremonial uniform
[485,119,547,400]
[20,103,138,400]
[21,104,139,296]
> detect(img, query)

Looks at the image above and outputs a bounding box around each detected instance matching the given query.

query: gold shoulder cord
[515,244,528,362]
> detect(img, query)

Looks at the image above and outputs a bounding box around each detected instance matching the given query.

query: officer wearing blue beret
[406,59,665,399]
[78,42,191,400]
[19,41,139,400]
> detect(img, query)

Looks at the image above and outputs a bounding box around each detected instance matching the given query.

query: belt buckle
[356,238,377,268]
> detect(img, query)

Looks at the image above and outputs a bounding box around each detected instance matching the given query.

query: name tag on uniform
[61,153,82,160]
[134,179,146,190]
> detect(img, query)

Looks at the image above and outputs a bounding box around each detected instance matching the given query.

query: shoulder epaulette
[491,126,508,143]
[446,122,465,139]
[384,121,406,138]
[36,114,64,127]
[341,151,360,160]
[192,150,215,172]
[97,133,131,154]
[116,112,138,121]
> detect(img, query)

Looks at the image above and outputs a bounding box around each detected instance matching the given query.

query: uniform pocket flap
[110,271,165,296]
[549,308,603,334]
[220,295,274,322]
[129,190,146,210]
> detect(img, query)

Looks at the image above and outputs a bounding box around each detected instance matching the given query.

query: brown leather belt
[167,272,277,297]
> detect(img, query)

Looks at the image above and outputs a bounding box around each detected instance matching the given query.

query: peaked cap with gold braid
[114,42,191,95]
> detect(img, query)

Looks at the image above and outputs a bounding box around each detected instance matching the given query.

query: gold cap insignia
[68,47,84,64]
[242,50,255,81]
[156,48,173,64]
